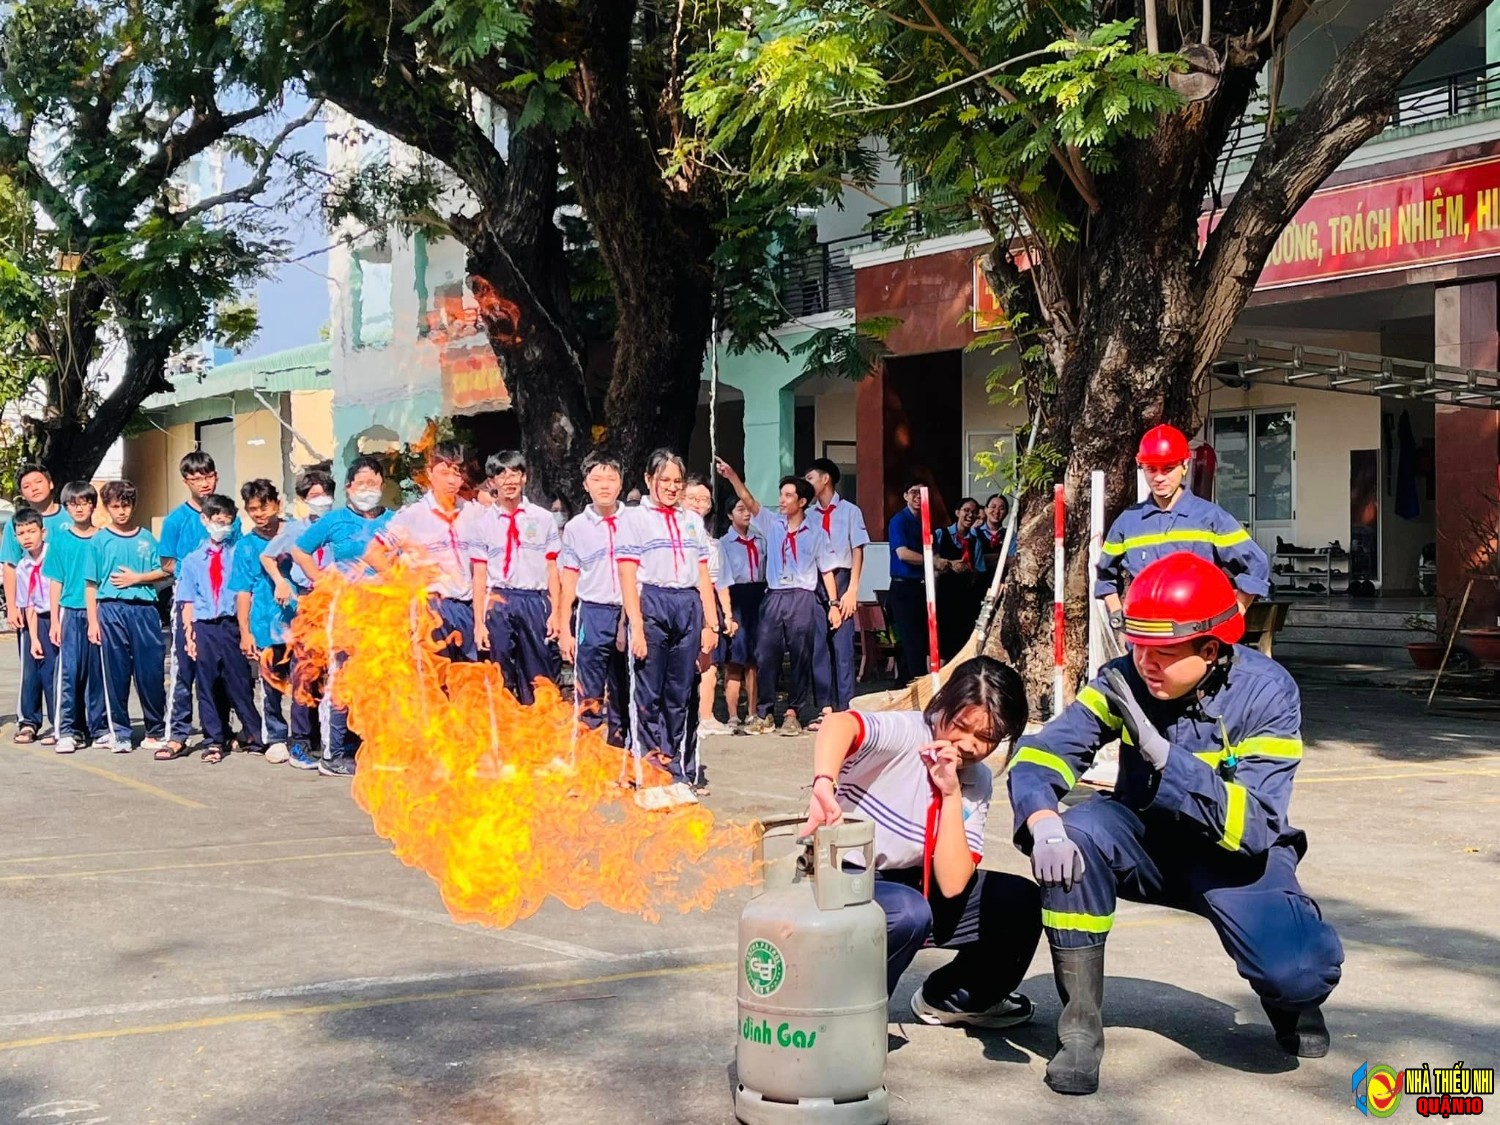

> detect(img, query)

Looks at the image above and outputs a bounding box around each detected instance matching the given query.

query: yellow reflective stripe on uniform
[1117,528,1250,551]
[1101,539,1127,556]
[1233,736,1303,760]
[1007,747,1077,791]
[1218,782,1247,851]
[1195,749,1225,768]
[1042,909,1115,934]
[1076,686,1123,731]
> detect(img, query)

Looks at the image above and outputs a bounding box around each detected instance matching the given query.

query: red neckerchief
[657,503,687,574]
[782,522,805,568]
[984,525,1002,548]
[736,534,759,579]
[432,498,463,569]
[207,544,226,605]
[599,509,619,592]
[921,776,941,899]
[25,557,41,603]
[820,498,836,535]
[959,531,973,566]
[497,505,522,579]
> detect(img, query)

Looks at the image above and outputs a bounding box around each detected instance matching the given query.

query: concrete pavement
[0,655,1495,1124]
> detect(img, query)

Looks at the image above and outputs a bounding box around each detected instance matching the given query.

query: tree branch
[1193,0,1492,379]
[118,105,269,216]
[174,100,325,222]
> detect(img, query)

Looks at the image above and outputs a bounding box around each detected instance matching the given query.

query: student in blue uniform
[1096,424,1270,631]
[87,481,168,754]
[288,456,394,776]
[2,464,66,634]
[10,509,57,744]
[177,494,262,764]
[470,451,562,704]
[558,453,630,746]
[715,458,840,737]
[1009,552,1342,1096]
[159,452,241,755]
[230,479,299,762]
[805,458,870,727]
[616,449,718,792]
[44,483,106,754]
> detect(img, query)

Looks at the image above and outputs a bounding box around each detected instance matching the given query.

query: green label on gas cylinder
[743,939,784,997]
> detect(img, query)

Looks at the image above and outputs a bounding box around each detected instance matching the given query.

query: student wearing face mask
[287,457,394,775]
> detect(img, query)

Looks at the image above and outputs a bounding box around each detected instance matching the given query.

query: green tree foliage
[685,0,1491,702]
[0,0,322,481]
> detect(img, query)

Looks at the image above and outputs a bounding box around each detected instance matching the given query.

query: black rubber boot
[1261,999,1330,1058]
[1045,943,1106,1095]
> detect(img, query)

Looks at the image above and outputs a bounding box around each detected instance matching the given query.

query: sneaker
[910,989,1034,1029]
[264,742,290,764]
[141,736,170,753]
[55,736,77,755]
[779,712,804,737]
[697,718,732,736]
[317,754,356,777]
[287,741,320,771]
[90,733,117,752]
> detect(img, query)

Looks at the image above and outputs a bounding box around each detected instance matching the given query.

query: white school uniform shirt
[705,535,724,588]
[809,492,871,570]
[376,492,475,600]
[616,499,710,589]
[13,548,46,613]
[719,528,768,586]
[750,507,836,592]
[560,505,625,606]
[470,499,559,591]
[838,710,992,873]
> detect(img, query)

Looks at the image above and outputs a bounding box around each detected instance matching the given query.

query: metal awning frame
[1218,338,1500,409]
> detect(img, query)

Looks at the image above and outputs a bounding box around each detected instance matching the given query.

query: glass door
[1210,408,1295,558]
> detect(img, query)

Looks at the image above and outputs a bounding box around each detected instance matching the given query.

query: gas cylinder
[734,817,889,1125]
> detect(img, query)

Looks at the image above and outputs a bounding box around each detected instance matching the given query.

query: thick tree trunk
[37,335,172,484]
[464,123,593,505]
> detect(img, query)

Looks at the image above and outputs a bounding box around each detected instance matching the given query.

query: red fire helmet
[1123,552,1245,648]
[1136,424,1191,467]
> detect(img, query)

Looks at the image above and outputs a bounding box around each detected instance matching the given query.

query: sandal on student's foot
[13,727,36,745]
[154,742,191,761]
[38,732,56,746]
[200,745,227,764]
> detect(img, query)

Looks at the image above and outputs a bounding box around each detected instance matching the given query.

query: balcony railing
[777,233,863,318]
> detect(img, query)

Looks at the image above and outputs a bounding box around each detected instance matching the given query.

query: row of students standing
[2,453,393,773]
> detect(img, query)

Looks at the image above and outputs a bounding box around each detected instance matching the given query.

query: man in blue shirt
[42,483,106,753]
[886,483,929,683]
[87,480,168,753]
[3,464,67,632]
[159,451,241,753]
[1096,425,1270,631]
[805,458,871,721]
[178,493,260,763]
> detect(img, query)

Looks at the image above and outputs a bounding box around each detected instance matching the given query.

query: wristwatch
[1108,609,1125,631]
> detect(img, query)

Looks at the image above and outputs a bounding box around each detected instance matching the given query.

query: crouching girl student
[800,655,1043,1025]
[616,449,718,794]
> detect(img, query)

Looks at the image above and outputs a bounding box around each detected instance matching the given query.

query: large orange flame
[288,557,759,927]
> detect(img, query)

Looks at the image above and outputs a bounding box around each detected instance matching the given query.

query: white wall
[814,146,905,243]
[961,346,1030,499]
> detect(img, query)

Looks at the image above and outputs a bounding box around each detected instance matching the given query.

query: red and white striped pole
[1053,482,1066,716]
[918,486,942,695]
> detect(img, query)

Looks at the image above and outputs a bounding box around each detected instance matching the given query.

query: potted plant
[1404,613,1443,669]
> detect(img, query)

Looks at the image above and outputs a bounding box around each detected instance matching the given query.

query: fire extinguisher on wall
[1191,442,1218,501]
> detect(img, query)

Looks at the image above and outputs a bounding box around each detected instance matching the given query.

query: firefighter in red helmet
[1008,552,1342,1095]
[1097,424,1270,633]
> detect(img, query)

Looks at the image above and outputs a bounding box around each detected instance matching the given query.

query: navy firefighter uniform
[1095,424,1270,606]
[1010,551,1342,1095]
